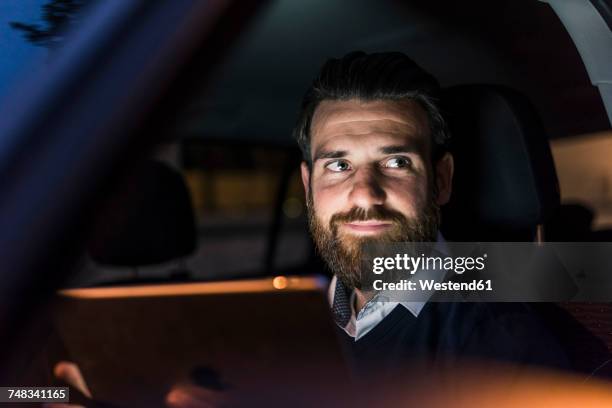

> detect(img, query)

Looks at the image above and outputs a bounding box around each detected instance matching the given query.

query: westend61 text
[372,279,493,292]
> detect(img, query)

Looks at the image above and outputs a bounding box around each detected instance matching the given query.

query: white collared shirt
[328,232,449,340]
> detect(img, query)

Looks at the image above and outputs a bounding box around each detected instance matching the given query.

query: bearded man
[53,52,579,407]
[294,51,570,374]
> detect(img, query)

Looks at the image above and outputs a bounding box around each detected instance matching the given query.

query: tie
[332,279,352,327]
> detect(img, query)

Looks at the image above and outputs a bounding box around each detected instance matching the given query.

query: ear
[300,161,311,199]
[435,153,454,206]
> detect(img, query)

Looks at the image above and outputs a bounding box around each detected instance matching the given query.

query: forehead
[310,99,430,156]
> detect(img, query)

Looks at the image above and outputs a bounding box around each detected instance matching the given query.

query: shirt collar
[328,232,449,339]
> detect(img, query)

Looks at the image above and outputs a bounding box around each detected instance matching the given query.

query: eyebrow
[312,149,347,162]
[312,143,425,163]
[378,144,421,155]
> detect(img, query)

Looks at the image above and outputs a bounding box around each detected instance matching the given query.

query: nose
[348,167,386,209]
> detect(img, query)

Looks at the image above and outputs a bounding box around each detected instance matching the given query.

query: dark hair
[294,51,450,166]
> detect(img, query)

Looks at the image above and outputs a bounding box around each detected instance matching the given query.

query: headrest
[440,85,560,241]
[88,160,197,266]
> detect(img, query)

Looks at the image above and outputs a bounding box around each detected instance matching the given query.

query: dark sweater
[335,302,573,378]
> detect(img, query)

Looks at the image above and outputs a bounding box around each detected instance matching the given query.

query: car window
[551,132,612,229]
[0,0,96,98]
[0,0,49,97]
[70,142,311,286]
[182,142,309,278]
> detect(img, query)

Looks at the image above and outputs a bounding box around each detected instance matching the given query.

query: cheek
[385,180,429,216]
[312,182,347,223]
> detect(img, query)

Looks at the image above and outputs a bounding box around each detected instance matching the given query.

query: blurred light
[59,276,327,298]
[272,276,288,289]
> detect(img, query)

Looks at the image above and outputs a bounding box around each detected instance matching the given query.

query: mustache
[329,206,408,225]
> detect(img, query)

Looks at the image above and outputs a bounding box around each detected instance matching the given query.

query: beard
[307,192,440,291]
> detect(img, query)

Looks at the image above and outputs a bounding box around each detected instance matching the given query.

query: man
[54,51,572,406]
[295,50,569,374]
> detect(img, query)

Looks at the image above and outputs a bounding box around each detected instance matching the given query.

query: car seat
[440,84,611,377]
[87,159,197,279]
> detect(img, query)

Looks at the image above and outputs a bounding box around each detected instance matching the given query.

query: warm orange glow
[378,362,612,407]
[58,276,327,299]
[272,276,289,289]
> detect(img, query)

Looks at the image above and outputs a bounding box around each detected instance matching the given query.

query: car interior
[1,0,612,405]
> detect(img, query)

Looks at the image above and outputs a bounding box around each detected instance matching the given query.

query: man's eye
[384,157,412,168]
[325,160,351,172]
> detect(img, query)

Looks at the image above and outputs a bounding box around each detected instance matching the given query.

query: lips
[342,220,393,234]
